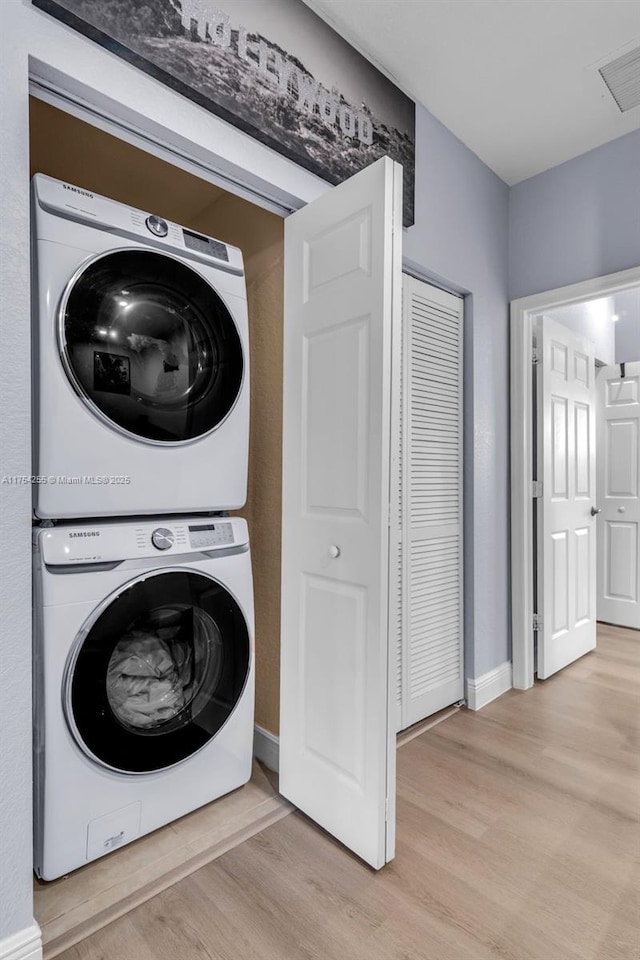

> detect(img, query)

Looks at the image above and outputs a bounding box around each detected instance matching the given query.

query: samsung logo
[63,184,94,199]
[69,531,100,538]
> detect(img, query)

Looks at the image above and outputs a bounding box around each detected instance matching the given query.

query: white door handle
[328,544,341,559]
[618,506,626,513]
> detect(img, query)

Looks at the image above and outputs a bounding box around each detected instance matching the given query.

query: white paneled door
[596,362,640,629]
[280,157,402,869]
[536,316,597,678]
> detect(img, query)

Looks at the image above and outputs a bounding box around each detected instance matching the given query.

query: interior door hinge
[532,347,542,364]
[385,797,390,822]
[532,613,543,632]
[531,480,543,498]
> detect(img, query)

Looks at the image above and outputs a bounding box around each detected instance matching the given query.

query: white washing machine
[32,174,250,519]
[33,516,254,881]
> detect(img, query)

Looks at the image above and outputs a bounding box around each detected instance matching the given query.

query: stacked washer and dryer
[31,174,255,881]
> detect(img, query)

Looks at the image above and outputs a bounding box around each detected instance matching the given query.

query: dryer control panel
[38,517,247,566]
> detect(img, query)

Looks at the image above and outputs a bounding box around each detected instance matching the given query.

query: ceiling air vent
[599,45,640,112]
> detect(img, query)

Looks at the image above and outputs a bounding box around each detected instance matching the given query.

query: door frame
[510,264,640,690]
[28,70,317,218]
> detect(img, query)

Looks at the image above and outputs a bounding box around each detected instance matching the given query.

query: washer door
[65,570,251,773]
[60,250,244,444]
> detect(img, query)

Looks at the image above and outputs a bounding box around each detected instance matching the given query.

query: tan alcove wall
[29,98,283,735]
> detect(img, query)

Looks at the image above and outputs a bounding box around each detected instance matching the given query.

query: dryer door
[60,250,244,444]
[64,570,251,773]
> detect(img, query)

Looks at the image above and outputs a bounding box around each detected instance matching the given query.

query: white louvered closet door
[396,275,464,730]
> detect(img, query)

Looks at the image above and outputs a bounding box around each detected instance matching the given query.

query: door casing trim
[510,265,640,689]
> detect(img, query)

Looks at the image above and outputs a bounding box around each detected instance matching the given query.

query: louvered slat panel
[395,539,403,712]
[411,387,458,403]
[392,278,404,727]
[411,559,460,575]
[411,594,460,617]
[412,303,459,322]
[410,625,460,649]
[410,605,461,626]
[411,649,461,681]
[411,286,460,523]
[412,560,459,575]
[412,335,458,355]
[411,564,460,580]
[395,380,403,714]
[398,275,463,729]
[413,325,459,344]
[411,568,461,587]
[412,402,458,417]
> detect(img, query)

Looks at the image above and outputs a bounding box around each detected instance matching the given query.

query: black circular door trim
[57,247,246,446]
[62,568,252,775]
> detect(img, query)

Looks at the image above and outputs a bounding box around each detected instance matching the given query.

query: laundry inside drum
[106,604,223,734]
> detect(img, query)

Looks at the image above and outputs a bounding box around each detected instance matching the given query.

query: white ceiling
[302,0,640,184]
[544,289,640,325]
[545,287,640,364]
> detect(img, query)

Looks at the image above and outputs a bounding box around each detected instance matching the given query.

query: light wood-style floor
[36,762,291,958]
[59,624,640,960]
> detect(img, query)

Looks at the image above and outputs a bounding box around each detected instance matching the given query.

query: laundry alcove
[29,95,290,956]
[30,95,285,739]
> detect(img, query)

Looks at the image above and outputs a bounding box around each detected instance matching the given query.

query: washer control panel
[151,527,175,551]
[188,523,234,549]
[39,517,245,566]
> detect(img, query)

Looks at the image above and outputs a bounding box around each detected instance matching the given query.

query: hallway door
[536,316,597,678]
[596,362,640,629]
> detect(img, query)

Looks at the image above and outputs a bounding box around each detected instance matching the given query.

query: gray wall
[0,2,37,943]
[509,129,640,300]
[405,107,511,678]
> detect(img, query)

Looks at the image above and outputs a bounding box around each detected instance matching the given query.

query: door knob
[618,506,626,514]
[590,506,601,516]
[328,544,341,558]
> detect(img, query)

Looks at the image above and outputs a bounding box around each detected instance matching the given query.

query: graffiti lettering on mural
[33,0,416,226]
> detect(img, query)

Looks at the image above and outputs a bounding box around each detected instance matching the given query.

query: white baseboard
[466,661,512,711]
[253,724,279,773]
[0,924,42,960]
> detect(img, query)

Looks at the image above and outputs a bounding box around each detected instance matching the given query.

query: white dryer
[32,174,249,519]
[33,516,254,881]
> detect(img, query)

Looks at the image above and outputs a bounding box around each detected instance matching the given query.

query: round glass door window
[65,571,251,773]
[60,250,244,443]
